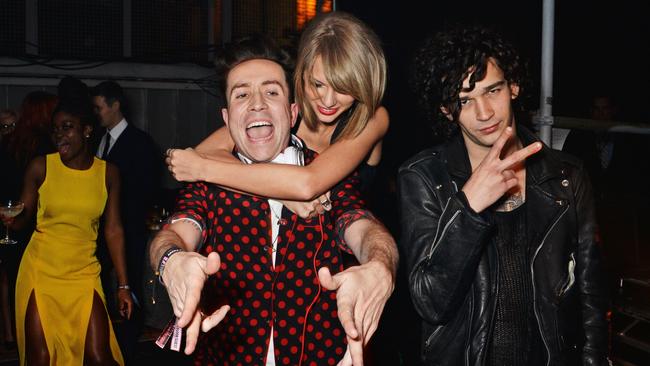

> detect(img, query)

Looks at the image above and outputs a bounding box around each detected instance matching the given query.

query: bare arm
[104,163,133,319]
[5,157,45,230]
[169,107,389,200]
[194,125,236,158]
[149,219,203,270]
[344,218,398,279]
[149,217,212,324]
[171,125,335,217]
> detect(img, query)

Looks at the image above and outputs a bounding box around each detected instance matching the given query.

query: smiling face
[221,59,298,163]
[305,56,356,124]
[52,111,92,162]
[447,58,520,155]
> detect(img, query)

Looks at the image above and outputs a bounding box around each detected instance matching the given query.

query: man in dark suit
[92,80,162,364]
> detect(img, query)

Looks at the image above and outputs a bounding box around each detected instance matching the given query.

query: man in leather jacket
[399,26,609,365]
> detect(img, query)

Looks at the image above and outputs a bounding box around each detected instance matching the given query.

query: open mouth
[317,106,338,116]
[56,141,71,154]
[245,121,274,141]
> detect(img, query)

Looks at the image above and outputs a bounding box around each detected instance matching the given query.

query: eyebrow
[262,80,285,90]
[229,82,250,96]
[459,80,507,100]
[229,80,285,96]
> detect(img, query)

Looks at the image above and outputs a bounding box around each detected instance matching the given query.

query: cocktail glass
[0,200,24,245]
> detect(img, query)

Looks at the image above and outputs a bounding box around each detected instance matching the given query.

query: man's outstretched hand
[162,251,230,354]
[318,261,394,366]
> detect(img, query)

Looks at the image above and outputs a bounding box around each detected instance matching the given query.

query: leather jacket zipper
[426,198,461,261]
[556,252,576,301]
[531,204,569,366]
[465,290,475,366]
[428,180,461,262]
[424,324,444,350]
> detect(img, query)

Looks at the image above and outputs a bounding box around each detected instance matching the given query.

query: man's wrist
[157,245,183,285]
[197,154,208,181]
[366,259,396,285]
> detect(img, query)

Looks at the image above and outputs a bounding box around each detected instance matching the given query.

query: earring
[85,135,90,138]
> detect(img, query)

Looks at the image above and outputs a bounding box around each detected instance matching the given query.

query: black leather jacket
[398,127,609,366]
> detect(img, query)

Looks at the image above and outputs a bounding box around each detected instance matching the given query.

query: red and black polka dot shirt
[171,149,372,366]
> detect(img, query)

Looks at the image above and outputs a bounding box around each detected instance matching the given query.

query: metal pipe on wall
[536,0,555,146]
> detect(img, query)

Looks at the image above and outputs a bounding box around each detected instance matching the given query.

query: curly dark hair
[411,26,528,138]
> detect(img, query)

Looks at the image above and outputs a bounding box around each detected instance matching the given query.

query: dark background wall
[338,0,650,169]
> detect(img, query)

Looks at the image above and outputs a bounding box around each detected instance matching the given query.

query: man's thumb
[318,267,338,290]
[204,252,221,275]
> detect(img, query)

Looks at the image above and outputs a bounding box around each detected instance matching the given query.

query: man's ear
[510,83,520,100]
[440,106,454,121]
[221,108,229,126]
[111,100,121,113]
[290,103,298,128]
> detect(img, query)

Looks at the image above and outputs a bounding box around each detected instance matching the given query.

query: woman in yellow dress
[4,100,132,365]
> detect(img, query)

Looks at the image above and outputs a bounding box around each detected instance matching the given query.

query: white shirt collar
[107,118,128,140]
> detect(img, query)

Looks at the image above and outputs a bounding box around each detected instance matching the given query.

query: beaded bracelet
[117,284,131,290]
[157,246,182,285]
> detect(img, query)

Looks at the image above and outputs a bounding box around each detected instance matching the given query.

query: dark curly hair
[411,26,528,138]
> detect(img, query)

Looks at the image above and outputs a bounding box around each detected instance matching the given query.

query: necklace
[496,192,525,212]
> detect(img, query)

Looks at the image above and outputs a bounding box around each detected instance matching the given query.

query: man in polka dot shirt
[150,35,398,366]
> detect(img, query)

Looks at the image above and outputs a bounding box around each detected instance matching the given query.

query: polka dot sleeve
[329,168,371,253]
[162,182,212,246]
[335,208,376,252]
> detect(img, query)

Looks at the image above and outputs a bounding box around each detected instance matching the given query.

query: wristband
[117,284,131,290]
[157,246,183,285]
[170,217,203,233]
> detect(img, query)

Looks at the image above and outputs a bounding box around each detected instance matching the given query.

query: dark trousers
[98,230,147,365]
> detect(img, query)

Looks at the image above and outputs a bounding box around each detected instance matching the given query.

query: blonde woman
[167,11,388,213]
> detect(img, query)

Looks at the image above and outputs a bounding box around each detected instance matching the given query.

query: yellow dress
[15,153,123,365]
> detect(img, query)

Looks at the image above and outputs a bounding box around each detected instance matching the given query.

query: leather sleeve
[571,164,610,365]
[398,165,492,324]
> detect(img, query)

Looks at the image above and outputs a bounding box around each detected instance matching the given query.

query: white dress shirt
[96,118,128,158]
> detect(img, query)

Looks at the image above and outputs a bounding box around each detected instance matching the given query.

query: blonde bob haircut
[295,11,387,142]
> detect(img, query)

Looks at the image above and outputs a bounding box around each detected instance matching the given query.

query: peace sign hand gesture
[461,127,542,213]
